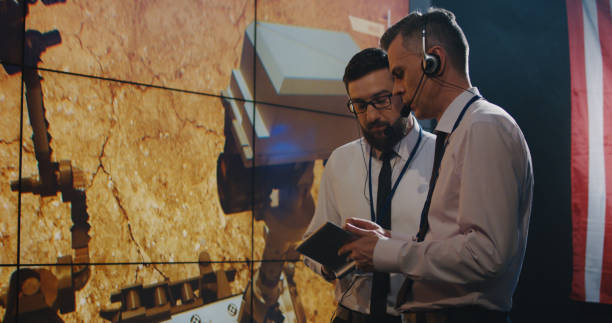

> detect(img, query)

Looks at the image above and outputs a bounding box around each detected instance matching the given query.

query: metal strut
[1,1,91,322]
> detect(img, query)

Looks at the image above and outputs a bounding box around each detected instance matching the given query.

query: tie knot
[381,151,395,162]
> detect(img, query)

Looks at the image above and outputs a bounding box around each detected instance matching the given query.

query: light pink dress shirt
[375,88,534,312]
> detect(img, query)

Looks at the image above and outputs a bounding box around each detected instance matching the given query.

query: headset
[398,19,442,118]
[421,20,441,76]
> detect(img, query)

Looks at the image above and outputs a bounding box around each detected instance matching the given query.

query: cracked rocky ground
[0,0,408,321]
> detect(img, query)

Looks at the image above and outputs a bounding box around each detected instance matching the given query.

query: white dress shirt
[304,116,435,315]
[375,88,534,312]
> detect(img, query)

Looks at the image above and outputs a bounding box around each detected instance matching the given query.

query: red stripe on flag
[597,0,612,304]
[567,0,589,302]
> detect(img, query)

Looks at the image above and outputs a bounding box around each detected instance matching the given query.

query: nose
[365,103,381,123]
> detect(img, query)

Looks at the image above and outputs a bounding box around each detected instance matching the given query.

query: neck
[433,88,465,121]
[430,73,472,122]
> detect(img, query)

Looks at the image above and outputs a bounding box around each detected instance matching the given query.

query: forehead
[347,69,393,100]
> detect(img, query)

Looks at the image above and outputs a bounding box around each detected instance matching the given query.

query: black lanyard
[442,95,482,152]
[451,95,481,133]
[368,126,423,223]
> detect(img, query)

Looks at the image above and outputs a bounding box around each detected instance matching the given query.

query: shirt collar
[395,115,422,162]
[435,87,480,134]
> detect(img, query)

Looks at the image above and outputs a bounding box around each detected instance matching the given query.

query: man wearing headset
[303,48,435,323]
[338,8,534,323]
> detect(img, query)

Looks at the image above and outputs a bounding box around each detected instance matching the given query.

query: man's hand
[337,218,390,271]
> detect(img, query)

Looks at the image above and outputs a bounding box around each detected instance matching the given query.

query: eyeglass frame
[346,93,396,114]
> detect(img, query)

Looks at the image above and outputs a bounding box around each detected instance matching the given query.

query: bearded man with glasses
[303,48,436,323]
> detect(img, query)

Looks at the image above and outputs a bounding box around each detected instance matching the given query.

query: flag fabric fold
[568,0,612,304]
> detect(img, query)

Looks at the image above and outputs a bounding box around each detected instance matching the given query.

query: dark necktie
[371,151,393,317]
[396,131,448,307]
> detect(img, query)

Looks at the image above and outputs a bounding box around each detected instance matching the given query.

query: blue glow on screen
[270,124,289,136]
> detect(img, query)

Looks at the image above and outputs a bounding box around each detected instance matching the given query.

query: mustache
[365,121,390,130]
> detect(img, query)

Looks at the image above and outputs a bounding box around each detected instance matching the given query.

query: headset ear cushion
[422,53,440,76]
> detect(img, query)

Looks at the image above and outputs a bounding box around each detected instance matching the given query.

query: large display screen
[0,0,409,322]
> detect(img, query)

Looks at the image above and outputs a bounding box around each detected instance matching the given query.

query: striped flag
[568,0,612,303]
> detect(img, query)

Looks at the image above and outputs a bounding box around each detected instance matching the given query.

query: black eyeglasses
[347,93,394,114]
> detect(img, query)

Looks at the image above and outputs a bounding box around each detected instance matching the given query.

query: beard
[362,116,408,153]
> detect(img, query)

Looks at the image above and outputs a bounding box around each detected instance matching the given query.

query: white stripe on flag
[584,0,606,303]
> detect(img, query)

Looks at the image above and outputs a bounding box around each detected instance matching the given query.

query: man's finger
[345,217,379,230]
[338,241,353,256]
[344,222,374,236]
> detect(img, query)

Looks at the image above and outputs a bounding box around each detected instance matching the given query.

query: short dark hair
[342,48,389,91]
[380,8,468,73]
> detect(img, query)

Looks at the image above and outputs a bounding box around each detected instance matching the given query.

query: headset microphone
[401,71,426,119]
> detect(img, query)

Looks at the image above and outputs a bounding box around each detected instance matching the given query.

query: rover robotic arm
[0,1,91,322]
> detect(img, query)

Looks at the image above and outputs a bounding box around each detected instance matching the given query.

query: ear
[428,45,446,76]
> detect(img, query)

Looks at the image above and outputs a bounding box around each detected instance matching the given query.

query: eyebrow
[370,90,391,98]
[352,90,391,102]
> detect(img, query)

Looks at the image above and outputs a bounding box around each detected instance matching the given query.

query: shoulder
[331,137,365,156]
[326,138,366,167]
[462,100,530,156]
[468,99,520,132]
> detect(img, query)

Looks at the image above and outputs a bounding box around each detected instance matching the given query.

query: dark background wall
[432,1,612,322]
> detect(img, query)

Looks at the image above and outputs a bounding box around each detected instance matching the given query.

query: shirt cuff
[373,238,407,273]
